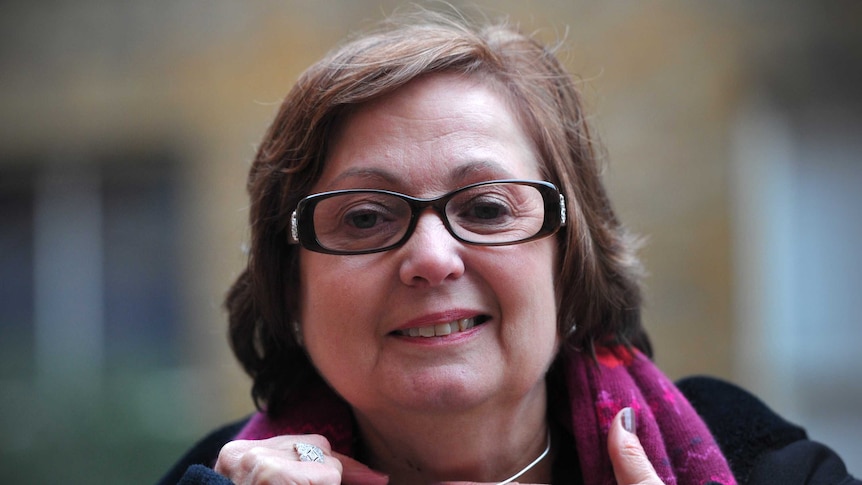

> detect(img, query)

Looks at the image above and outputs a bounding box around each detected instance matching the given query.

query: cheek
[298,264,350,379]
[298,254,361,320]
[494,243,560,336]
[297,255,345,350]
[297,254,383,354]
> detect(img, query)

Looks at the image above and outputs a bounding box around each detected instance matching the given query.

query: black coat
[158,377,860,485]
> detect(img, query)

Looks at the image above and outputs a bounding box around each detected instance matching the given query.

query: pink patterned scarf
[236,346,736,485]
[560,346,736,484]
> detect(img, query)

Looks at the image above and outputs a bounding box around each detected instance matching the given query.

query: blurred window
[0,153,181,384]
[0,165,36,379]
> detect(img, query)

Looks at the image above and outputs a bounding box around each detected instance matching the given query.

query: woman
[161,10,859,485]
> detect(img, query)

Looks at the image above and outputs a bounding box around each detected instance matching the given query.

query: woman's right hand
[214,434,389,485]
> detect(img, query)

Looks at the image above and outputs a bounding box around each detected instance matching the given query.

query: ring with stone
[294,442,325,463]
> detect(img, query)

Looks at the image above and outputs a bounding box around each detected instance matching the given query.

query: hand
[214,434,389,485]
[608,408,665,485]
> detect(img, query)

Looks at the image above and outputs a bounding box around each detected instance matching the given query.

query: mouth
[393,315,490,338]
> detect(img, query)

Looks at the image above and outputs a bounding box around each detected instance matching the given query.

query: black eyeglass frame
[289,179,567,255]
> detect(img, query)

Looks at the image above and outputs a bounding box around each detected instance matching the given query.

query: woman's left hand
[608,407,666,485]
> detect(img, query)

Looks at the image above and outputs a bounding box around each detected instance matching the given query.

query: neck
[495,429,552,484]
[354,385,553,484]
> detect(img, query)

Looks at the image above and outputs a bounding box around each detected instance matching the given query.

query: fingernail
[621,407,636,434]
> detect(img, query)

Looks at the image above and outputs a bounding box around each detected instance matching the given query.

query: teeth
[398,318,479,337]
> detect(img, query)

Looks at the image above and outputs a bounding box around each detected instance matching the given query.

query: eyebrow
[448,160,517,183]
[322,167,400,191]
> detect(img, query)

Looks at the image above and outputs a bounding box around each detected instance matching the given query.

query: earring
[565,324,584,352]
[292,320,304,347]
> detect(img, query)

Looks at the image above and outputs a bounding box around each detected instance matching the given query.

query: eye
[331,194,410,239]
[449,191,517,232]
[344,206,389,229]
[461,197,510,221]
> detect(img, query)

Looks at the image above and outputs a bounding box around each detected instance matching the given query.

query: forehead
[316,73,542,194]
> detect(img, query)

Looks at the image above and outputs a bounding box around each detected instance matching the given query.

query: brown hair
[226,9,649,416]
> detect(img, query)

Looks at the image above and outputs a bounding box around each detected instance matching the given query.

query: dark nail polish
[621,407,636,434]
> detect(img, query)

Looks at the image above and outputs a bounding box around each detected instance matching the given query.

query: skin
[215,73,666,484]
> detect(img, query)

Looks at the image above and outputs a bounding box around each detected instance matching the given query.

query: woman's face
[299,74,560,418]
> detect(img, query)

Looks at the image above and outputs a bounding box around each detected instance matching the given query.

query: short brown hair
[226,9,649,416]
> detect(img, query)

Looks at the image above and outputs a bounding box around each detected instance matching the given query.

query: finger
[607,407,664,485]
[215,435,343,485]
[216,437,315,474]
[241,447,342,485]
[334,451,389,485]
[218,434,333,459]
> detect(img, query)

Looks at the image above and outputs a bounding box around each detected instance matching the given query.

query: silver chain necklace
[494,429,552,485]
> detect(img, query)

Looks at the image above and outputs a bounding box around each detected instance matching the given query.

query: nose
[397,211,466,287]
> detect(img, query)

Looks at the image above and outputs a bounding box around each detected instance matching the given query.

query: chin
[387,370,496,414]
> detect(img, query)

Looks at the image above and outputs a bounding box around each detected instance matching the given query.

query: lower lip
[389,322,485,345]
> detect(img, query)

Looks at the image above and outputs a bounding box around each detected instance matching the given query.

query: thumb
[334,451,389,485]
[607,408,664,485]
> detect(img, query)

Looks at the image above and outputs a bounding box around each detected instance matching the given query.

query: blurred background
[1,1,860,482]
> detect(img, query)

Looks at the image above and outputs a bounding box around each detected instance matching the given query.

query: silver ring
[294,442,325,463]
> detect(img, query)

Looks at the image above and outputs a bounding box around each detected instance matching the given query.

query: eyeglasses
[289,179,566,255]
